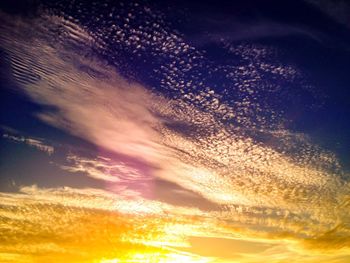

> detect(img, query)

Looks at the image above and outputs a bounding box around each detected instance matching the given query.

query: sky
[0,0,350,262]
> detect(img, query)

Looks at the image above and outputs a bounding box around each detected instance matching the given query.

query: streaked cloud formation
[0,5,349,263]
[61,154,142,183]
[2,133,54,155]
[1,185,349,262]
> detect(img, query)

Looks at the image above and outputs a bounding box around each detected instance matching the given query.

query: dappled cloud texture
[0,5,350,263]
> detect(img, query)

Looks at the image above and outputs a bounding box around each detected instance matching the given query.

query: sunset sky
[0,0,350,262]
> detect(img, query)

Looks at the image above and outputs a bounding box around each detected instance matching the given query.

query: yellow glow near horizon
[99,251,213,263]
[1,187,350,263]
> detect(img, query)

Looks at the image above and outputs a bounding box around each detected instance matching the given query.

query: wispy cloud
[0,186,211,262]
[60,154,137,183]
[0,185,349,262]
[2,133,54,155]
[0,10,349,262]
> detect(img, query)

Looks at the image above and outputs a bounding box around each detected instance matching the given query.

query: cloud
[1,185,349,263]
[60,154,143,183]
[306,0,350,29]
[2,132,54,155]
[1,7,348,223]
[0,186,211,262]
[0,9,349,262]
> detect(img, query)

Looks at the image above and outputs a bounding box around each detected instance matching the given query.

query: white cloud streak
[2,133,54,155]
